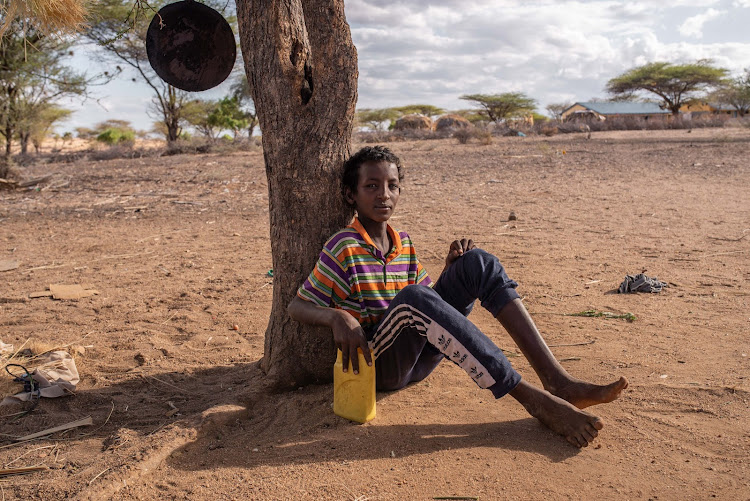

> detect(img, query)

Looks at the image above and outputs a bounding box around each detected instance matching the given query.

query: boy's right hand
[332,311,372,374]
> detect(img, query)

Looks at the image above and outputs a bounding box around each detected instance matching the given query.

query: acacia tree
[230,74,259,137]
[85,0,230,143]
[392,104,445,118]
[355,107,399,130]
[0,19,86,172]
[459,92,537,123]
[711,69,750,117]
[546,102,572,122]
[22,105,73,154]
[182,99,220,140]
[235,0,357,386]
[606,61,729,116]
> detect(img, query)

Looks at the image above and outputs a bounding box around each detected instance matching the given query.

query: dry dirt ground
[1,129,748,500]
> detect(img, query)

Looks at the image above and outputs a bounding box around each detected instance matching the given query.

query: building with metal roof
[562,102,670,122]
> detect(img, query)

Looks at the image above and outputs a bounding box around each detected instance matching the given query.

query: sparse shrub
[453,128,471,144]
[473,128,493,145]
[96,128,135,146]
[453,126,492,144]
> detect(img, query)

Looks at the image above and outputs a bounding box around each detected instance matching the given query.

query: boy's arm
[287,296,373,374]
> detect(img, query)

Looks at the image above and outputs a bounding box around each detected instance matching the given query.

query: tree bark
[236,0,358,388]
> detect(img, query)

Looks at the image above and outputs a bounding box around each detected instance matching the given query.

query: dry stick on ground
[4,445,56,468]
[138,373,188,393]
[702,249,750,258]
[14,416,93,442]
[0,466,47,478]
[707,230,748,242]
[88,467,111,485]
[548,340,596,348]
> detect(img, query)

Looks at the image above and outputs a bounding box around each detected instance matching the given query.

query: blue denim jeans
[368,248,522,399]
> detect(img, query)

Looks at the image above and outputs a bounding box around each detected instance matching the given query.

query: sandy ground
[1,128,749,500]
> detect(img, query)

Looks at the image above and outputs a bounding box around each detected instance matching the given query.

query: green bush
[96,128,135,145]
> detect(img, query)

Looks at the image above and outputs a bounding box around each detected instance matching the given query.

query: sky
[62,0,750,134]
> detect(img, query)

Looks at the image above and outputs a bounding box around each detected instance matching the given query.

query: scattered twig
[160,312,177,325]
[75,402,115,438]
[139,374,187,393]
[23,262,71,273]
[88,466,111,485]
[249,281,273,295]
[707,232,747,242]
[15,416,93,442]
[702,249,749,259]
[548,340,595,348]
[559,357,581,362]
[17,175,52,188]
[0,466,47,478]
[499,347,519,357]
[433,497,479,500]
[4,445,56,468]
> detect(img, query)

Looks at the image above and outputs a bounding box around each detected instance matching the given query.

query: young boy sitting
[288,145,628,448]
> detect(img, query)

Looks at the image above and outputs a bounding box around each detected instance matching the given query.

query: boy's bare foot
[545,376,628,409]
[510,380,604,448]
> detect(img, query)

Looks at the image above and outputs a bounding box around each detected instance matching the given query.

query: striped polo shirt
[298,217,432,329]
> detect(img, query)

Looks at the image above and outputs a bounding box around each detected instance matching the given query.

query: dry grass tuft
[0,0,88,37]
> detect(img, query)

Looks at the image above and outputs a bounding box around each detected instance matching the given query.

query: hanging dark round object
[146,0,236,92]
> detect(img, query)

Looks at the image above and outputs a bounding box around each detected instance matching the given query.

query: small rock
[508,211,517,221]
[134,353,146,366]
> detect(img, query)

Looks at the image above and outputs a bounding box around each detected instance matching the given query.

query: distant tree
[0,18,88,172]
[392,104,445,118]
[75,126,96,139]
[95,119,134,133]
[531,112,548,123]
[86,0,236,143]
[229,74,259,137]
[546,102,572,121]
[355,108,399,130]
[26,105,73,154]
[459,92,537,123]
[711,69,750,117]
[452,109,486,124]
[182,99,221,140]
[209,96,250,139]
[606,61,729,116]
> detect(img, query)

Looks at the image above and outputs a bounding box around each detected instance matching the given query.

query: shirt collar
[351,217,403,262]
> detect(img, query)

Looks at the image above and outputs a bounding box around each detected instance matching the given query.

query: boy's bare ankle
[509,380,604,448]
[546,376,629,409]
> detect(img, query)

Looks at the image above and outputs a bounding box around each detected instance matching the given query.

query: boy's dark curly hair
[341,145,404,206]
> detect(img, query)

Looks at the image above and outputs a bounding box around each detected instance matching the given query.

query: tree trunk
[19,131,29,155]
[236,0,358,388]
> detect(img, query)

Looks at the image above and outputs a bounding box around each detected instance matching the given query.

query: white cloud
[678,8,726,38]
[62,0,750,129]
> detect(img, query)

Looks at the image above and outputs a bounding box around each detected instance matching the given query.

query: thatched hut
[393,114,432,131]
[435,114,472,131]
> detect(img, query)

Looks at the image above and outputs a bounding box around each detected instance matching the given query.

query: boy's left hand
[445,238,475,268]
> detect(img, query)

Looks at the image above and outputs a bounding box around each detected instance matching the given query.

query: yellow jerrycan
[333,348,376,423]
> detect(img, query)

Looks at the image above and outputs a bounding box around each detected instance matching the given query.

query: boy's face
[346,160,401,224]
